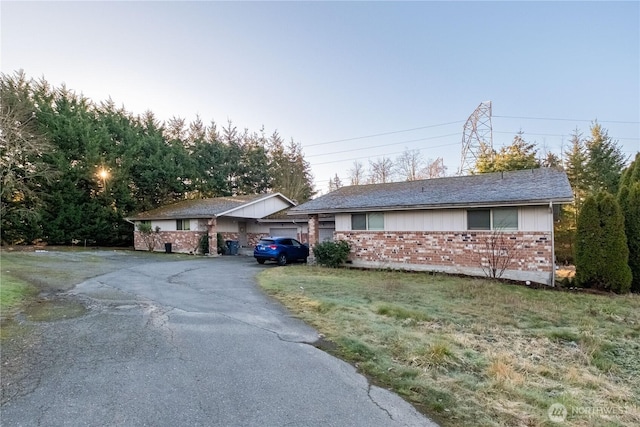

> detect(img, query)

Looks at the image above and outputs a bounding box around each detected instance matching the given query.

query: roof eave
[290,197,574,215]
[216,193,296,217]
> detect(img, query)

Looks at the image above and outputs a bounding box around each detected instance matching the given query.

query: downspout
[549,201,555,287]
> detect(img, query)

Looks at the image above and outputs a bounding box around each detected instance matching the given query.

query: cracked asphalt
[1,253,436,426]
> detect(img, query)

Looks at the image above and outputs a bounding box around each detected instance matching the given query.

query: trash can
[164,242,172,254]
[225,240,239,255]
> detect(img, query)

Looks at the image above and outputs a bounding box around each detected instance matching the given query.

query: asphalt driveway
[1,253,435,426]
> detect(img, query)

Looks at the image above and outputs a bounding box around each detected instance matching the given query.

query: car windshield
[258,239,275,245]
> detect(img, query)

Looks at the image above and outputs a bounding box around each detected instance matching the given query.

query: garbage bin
[225,240,239,255]
[164,242,172,254]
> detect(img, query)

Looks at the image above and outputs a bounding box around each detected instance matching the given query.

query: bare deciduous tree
[396,149,424,181]
[423,157,447,178]
[368,157,395,184]
[476,230,522,279]
[348,160,365,185]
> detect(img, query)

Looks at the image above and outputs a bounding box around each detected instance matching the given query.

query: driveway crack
[367,383,394,421]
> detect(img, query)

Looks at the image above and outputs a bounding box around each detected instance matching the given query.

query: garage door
[269,228,298,239]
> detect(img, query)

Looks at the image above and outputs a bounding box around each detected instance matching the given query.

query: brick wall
[335,231,553,284]
[134,231,206,254]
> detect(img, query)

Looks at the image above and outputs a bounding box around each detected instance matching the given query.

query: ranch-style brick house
[289,168,573,285]
[127,193,309,254]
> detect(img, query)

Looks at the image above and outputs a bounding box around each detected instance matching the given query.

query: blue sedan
[254,237,309,266]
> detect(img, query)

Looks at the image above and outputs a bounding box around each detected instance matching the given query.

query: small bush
[313,240,351,268]
[216,233,226,255]
[198,233,209,255]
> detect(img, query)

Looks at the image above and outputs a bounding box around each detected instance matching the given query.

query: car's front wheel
[257,259,265,264]
[277,253,287,266]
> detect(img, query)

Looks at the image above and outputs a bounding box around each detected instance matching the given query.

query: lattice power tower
[458,101,493,175]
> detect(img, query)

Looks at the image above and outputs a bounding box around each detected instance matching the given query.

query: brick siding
[335,231,553,284]
[134,231,206,254]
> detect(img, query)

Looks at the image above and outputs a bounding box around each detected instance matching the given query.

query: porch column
[207,217,218,257]
[307,214,319,265]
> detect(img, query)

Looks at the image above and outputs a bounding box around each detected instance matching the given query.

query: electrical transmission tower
[458,101,493,175]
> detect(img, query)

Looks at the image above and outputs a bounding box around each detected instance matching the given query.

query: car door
[290,238,306,259]
[279,239,293,259]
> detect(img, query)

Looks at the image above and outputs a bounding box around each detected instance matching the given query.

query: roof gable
[290,168,573,214]
[128,193,296,221]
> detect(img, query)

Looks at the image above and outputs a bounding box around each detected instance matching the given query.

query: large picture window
[467,208,518,231]
[176,219,190,231]
[351,212,384,231]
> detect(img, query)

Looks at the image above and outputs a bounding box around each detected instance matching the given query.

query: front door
[238,221,247,247]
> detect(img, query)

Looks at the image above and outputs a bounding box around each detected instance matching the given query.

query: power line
[311,141,460,167]
[306,133,460,158]
[493,130,639,140]
[494,115,639,124]
[305,120,464,147]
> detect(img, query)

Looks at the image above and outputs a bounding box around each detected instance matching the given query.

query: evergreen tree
[474,142,496,173]
[584,122,627,194]
[575,196,601,286]
[618,154,640,292]
[575,192,631,293]
[475,132,540,173]
[622,183,640,292]
[328,174,343,192]
[493,132,540,171]
[619,152,639,190]
[236,132,270,195]
[1,72,316,245]
[0,71,54,243]
[268,133,314,202]
[564,129,588,214]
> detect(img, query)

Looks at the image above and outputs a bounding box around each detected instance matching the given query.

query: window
[176,219,190,231]
[368,213,384,230]
[351,212,384,231]
[467,208,518,230]
[492,208,518,230]
[351,214,367,230]
[467,210,490,230]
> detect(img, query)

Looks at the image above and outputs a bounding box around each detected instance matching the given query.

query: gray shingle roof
[290,168,573,214]
[128,194,287,220]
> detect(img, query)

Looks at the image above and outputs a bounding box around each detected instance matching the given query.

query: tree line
[327,152,447,192]
[1,71,314,246]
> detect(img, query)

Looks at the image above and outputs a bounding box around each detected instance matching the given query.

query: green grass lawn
[0,275,36,315]
[258,266,640,427]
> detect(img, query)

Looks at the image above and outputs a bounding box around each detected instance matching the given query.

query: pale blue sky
[2,1,638,193]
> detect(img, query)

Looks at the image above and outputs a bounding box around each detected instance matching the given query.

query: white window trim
[176,219,191,231]
[351,212,385,231]
[467,208,519,231]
